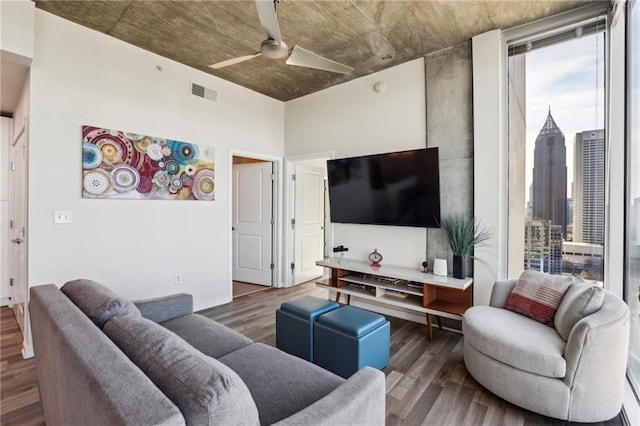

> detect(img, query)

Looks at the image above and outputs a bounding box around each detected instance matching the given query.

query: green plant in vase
[439,214,492,279]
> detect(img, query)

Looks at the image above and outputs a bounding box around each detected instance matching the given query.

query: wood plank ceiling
[35,0,597,101]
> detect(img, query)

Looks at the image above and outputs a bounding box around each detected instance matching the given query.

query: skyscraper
[524,218,563,274]
[531,108,567,238]
[573,129,605,245]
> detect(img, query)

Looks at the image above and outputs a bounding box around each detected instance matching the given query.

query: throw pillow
[61,279,140,328]
[104,314,260,426]
[504,270,572,327]
[554,280,604,341]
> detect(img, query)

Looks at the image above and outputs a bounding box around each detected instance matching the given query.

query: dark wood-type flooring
[0,282,625,425]
[233,281,271,299]
[0,307,44,425]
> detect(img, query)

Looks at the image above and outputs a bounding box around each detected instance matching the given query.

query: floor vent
[191,82,218,102]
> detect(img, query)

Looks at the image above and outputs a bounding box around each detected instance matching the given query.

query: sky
[524,31,605,204]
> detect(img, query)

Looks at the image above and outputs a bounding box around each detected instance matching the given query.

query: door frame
[284,151,334,287]
[8,119,32,358]
[228,150,283,294]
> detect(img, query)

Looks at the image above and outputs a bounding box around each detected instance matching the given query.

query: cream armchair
[462,279,629,422]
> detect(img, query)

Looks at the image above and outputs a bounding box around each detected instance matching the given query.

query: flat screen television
[327,147,441,228]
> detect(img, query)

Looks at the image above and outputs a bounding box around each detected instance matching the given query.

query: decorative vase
[452,255,466,279]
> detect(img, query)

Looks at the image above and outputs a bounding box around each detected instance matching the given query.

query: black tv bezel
[326,147,441,228]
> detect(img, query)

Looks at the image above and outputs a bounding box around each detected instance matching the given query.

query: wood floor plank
[421,382,475,425]
[462,400,489,425]
[0,307,44,426]
[384,369,404,393]
[0,281,626,425]
[402,382,443,425]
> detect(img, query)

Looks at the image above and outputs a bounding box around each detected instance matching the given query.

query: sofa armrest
[271,367,385,426]
[133,293,193,323]
[489,279,517,308]
[562,293,629,420]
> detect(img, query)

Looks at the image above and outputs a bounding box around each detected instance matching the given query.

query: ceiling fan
[209,0,353,75]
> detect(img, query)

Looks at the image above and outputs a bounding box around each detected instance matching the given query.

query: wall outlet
[175,274,182,284]
[54,210,72,224]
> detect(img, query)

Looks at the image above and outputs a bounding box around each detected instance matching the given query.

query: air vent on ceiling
[191,82,218,102]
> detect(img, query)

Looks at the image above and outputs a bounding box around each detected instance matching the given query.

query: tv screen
[327,148,441,228]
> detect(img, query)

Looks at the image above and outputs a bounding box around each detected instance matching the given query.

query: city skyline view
[525,32,605,203]
[521,29,606,282]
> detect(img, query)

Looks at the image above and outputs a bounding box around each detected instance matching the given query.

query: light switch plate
[54,210,72,224]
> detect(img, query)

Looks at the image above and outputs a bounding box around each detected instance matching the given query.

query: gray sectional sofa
[30,280,385,426]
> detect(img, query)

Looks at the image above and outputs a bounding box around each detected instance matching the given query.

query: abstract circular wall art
[82,125,215,200]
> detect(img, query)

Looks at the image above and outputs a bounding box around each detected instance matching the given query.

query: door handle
[11,238,24,245]
[232,226,236,231]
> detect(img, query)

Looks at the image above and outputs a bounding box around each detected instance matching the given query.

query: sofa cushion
[161,313,253,358]
[30,285,186,426]
[554,281,604,341]
[219,342,344,425]
[463,305,567,378]
[504,270,572,327]
[61,279,140,328]
[135,293,193,323]
[104,314,259,426]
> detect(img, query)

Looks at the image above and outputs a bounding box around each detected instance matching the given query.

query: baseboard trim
[22,342,34,359]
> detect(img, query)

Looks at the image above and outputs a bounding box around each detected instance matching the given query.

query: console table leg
[336,292,341,303]
[436,316,442,330]
[346,294,351,305]
[426,314,433,341]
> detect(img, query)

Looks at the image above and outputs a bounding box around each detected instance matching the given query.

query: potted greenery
[440,214,492,279]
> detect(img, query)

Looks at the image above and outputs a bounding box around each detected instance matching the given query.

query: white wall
[28,11,284,310]
[285,59,429,269]
[0,0,35,61]
[472,30,509,305]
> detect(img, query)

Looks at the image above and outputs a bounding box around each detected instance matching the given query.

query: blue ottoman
[276,296,340,362]
[313,306,390,378]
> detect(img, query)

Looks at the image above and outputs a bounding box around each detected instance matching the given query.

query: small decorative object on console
[433,258,447,277]
[421,261,428,273]
[368,249,383,266]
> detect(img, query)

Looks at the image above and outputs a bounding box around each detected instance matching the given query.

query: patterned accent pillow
[504,270,573,327]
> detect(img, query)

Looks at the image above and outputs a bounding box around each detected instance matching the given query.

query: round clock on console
[368,249,383,266]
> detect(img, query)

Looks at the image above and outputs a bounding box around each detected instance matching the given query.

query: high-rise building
[531,108,567,238]
[573,129,605,245]
[524,218,563,274]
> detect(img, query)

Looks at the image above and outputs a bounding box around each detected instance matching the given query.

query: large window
[508,20,606,286]
[625,0,640,401]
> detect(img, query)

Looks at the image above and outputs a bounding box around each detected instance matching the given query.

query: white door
[232,161,273,286]
[293,163,325,285]
[8,126,28,334]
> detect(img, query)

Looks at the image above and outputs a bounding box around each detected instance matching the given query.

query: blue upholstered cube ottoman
[313,306,390,378]
[275,296,340,362]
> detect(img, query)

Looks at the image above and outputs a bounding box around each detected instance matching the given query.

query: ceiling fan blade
[255,0,282,44]
[286,46,353,75]
[209,53,262,69]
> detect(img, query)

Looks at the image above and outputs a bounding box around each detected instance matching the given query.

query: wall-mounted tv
[327,147,441,228]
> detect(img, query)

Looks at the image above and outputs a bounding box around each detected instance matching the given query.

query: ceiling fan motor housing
[261,39,289,59]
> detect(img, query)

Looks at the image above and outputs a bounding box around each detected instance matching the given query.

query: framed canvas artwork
[82,125,215,200]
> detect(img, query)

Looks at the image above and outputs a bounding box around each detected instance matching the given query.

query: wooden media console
[315,258,473,340]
